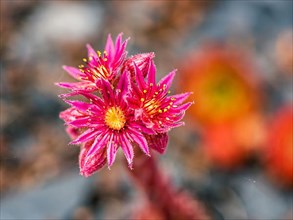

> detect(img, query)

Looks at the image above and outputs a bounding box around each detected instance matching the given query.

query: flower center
[105,107,126,130]
[92,65,110,79]
[143,98,160,115]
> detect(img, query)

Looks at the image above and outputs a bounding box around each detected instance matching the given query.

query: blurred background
[1,0,292,219]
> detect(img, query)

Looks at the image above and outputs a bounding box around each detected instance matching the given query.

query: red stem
[127,152,210,220]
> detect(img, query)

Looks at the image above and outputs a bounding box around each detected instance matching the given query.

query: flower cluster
[56,33,192,177]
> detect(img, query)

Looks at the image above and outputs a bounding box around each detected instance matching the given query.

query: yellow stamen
[143,98,162,115]
[105,107,126,130]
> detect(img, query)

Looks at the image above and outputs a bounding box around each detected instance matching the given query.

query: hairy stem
[127,151,210,220]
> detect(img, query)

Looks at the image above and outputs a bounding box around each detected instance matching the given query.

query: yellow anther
[158,109,162,113]
[143,90,147,93]
[150,83,153,86]
[104,106,126,130]
[140,98,145,102]
[83,58,87,62]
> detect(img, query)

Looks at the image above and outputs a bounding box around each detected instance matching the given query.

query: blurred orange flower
[180,45,265,168]
[265,105,293,187]
[181,46,261,127]
[203,114,265,169]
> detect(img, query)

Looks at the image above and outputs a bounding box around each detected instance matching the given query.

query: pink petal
[58,91,80,99]
[55,81,96,92]
[105,34,115,61]
[129,121,156,135]
[116,71,130,101]
[114,33,129,62]
[78,92,105,109]
[114,33,122,56]
[158,69,176,91]
[170,92,192,105]
[79,142,107,177]
[68,117,91,127]
[86,44,98,59]
[86,131,110,157]
[62,65,83,80]
[70,128,100,145]
[65,126,80,139]
[65,100,92,112]
[120,133,134,166]
[99,79,115,104]
[107,134,117,168]
[59,107,82,122]
[175,102,193,112]
[134,63,147,91]
[116,36,129,62]
[147,59,157,85]
[145,133,169,154]
[168,112,186,123]
[165,122,185,131]
[128,130,150,156]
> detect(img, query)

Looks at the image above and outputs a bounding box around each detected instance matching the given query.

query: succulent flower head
[128,59,193,133]
[56,33,129,92]
[57,33,192,176]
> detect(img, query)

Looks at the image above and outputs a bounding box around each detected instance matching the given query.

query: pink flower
[60,72,155,176]
[128,59,193,133]
[57,33,192,176]
[56,33,129,92]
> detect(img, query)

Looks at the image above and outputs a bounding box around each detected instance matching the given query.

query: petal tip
[128,163,134,170]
